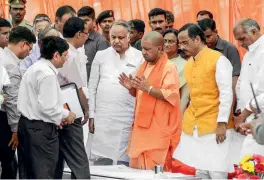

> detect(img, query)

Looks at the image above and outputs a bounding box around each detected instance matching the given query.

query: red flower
[250,175,260,179]
[255,164,264,173]
[253,154,264,164]
[238,173,250,179]
[235,167,244,175]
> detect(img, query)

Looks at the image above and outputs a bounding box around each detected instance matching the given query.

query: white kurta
[173,55,234,172]
[235,35,264,160]
[88,46,143,163]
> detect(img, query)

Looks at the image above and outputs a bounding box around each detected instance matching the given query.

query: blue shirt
[20,43,41,74]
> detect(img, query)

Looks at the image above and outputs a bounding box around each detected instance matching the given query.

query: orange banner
[1,0,264,57]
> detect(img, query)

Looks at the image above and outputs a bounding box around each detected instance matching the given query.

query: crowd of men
[0,0,264,179]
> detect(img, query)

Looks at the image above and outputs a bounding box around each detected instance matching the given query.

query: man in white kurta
[88,21,143,165]
[173,23,233,179]
[232,19,264,160]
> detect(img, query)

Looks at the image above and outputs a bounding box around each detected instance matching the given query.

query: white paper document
[61,83,84,119]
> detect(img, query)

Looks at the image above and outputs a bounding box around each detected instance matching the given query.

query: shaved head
[141,31,164,64]
[142,31,164,46]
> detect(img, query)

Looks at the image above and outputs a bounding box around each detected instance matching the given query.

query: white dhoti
[228,130,246,165]
[173,129,234,173]
[240,134,264,159]
[238,115,264,160]
[87,46,143,165]
[89,80,135,164]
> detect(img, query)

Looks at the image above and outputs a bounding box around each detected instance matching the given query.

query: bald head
[142,31,164,46]
[141,31,164,64]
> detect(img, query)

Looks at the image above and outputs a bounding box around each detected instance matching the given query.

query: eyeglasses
[178,39,193,47]
[25,41,33,52]
[81,31,88,35]
[79,31,89,36]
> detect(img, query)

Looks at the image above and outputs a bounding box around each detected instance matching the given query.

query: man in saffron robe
[119,31,182,171]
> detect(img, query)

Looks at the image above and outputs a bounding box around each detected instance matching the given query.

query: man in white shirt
[20,25,61,73]
[55,17,90,179]
[88,21,143,165]
[0,64,11,178]
[0,18,16,180]
[17,36,76,179]
[0,18,11,109]
[54,5,76,38]
[0,64,11,177]
[19,15,54,72]
[0,18,11,108]
[1,26,36,178]
[0,18,11,52]
[32,14,51,36]
[232,18,264,159]
[174,23,233,179]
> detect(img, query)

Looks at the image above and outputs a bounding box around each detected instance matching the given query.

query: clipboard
[60,83,85,118]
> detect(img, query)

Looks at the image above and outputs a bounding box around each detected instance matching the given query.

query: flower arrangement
[235,154,264,179]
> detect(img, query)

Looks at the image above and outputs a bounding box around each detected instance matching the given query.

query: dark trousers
[0,111,17,179]
[93,158,129,166]
[54,118,90,179]
[17,116,59,179]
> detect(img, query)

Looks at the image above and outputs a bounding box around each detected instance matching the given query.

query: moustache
[180,49,187,52]
[155,28,162,31]
[113,44,122,48]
